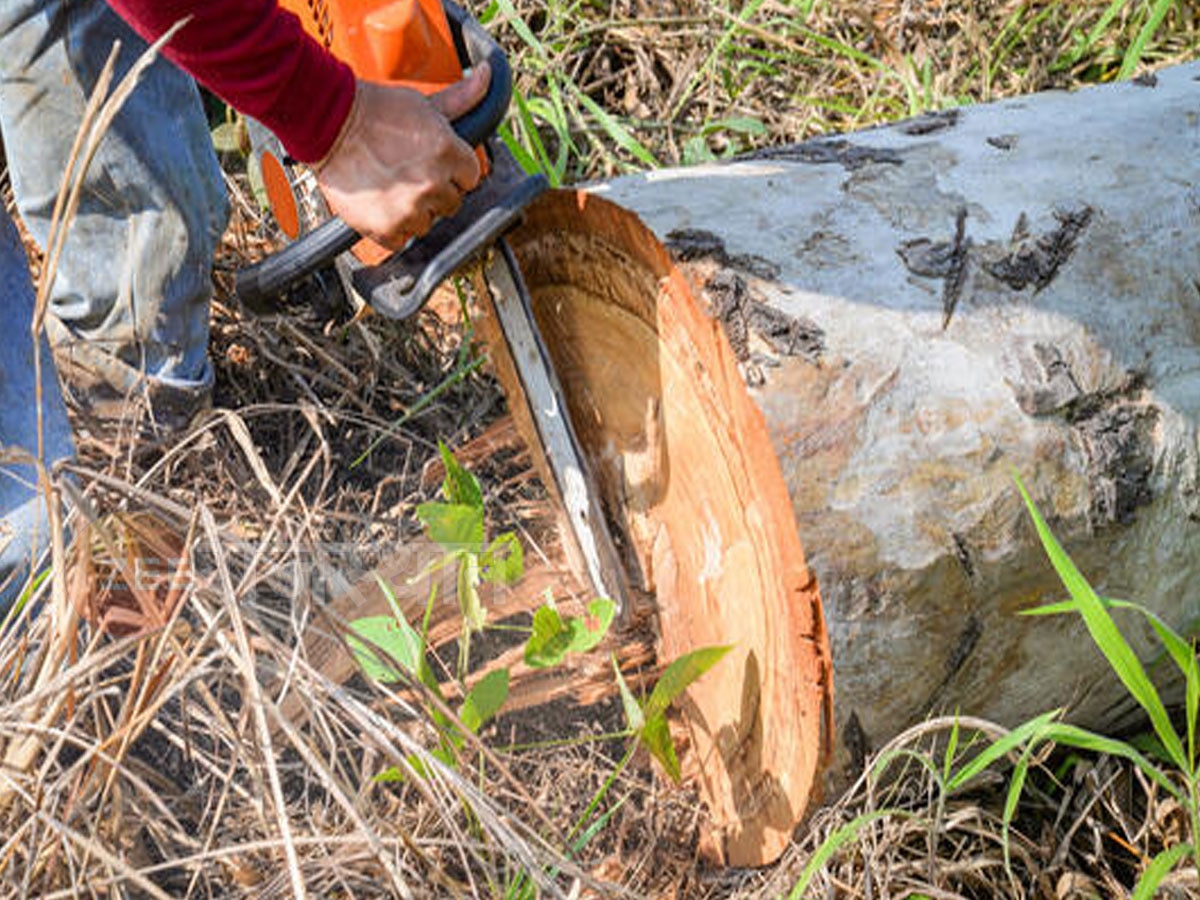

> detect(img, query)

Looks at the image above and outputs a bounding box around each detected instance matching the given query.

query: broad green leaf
[374,574,444,696]
[1014,475,1186,769]
[524,602,569,669]
[525,598,616,668]
[480,531,524,585]
[614,656,644,733]
[417,501,483,553]
[461,668,509,733]
[347,614,422,683]
[401,746,459,780]
[1131,842,1194,900]
[566,599,616,654]
[437,441,483,509]
[246,153,268,208]
[640,713,680,781]
[645,645,732,720]
[372,766,405,783]
[789,810,904,899]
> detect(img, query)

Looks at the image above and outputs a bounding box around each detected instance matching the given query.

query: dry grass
[3,1,1199,896]
[493,0,1200,179]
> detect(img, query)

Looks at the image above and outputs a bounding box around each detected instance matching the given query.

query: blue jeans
[0,0,229,613]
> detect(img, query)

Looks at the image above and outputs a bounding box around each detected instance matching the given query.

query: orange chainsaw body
[278,0,464,88]
[261,0,472,263]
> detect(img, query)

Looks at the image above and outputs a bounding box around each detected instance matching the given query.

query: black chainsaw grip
[235,1,512,309]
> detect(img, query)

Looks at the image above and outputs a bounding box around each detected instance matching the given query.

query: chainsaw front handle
[235,0,512,308]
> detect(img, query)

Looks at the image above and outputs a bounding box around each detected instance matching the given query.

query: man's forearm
[106,0,355,162]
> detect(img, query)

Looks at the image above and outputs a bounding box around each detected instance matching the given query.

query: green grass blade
[512,89,558,186]
[1014,475,1187,769]
[1080,0,1127,62]
[1131,841,1193,900]
[946,710,1060,791]
[1040,722,1183,802]
[1025,595,1197,680]
[1118,0,1174,81]
[544,78,572,183]
[497,123,542,178]
[1187,646,1199,773]
[570,88,659,169]
[943,716,961,783]
[870,746,942,786]
[571,794,627,853]
[668,0,770,120]
[788,809,905,899]
[487,0,544,58]
[1001,748,1032,876]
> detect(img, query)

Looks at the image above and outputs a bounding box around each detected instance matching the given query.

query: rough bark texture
[592,63,1200,788]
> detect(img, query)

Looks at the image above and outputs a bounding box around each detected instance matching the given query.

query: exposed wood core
[499,191,834,867]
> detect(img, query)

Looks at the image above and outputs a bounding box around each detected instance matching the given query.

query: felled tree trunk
[313,63,1200,869]
[593,63,1200,785]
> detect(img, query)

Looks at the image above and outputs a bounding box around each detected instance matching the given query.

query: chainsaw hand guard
[235,0,512,309]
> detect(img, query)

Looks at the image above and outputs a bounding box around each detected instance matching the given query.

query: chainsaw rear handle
[235,0,512,308]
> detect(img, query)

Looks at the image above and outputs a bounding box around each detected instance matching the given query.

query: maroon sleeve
[107,0,357,163]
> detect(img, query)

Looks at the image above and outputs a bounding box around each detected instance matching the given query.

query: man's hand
[316,63,491,249]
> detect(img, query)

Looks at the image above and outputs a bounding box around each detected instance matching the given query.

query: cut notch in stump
[495,190,834,867]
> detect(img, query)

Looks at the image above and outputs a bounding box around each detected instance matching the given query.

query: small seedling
[347,443,617,778]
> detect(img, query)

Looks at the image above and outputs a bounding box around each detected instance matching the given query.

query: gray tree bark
[592,62,1200,782]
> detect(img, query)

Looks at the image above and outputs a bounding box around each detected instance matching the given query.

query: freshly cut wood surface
[501,191,833,867]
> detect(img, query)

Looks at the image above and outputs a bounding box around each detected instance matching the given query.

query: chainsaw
[235,0,628,612]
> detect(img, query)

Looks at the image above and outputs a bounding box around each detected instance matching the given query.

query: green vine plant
[345,441,615,774]
[343,442,731,816]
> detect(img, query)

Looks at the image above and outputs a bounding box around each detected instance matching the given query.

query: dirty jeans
[0,0,230,613]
